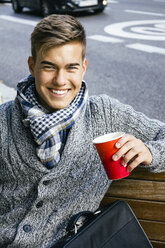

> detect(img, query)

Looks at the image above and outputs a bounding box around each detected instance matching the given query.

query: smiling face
[28,41,87,112]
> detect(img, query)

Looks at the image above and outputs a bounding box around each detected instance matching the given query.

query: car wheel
[94,7,104,13]
[12,0,23,13]
[41,0,52,16]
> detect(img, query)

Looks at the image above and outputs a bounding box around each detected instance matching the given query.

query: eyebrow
[41,60,80,67]
[67,63,80,67]
[41,61,56,66]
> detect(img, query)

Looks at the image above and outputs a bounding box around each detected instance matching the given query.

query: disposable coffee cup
[93,132,129,180]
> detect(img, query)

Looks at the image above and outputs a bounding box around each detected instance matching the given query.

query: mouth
[49,88,69,97]
[51,89,68,94]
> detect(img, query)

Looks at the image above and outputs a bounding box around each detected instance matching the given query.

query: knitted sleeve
[0,101,13,150]
[91,95,165,173]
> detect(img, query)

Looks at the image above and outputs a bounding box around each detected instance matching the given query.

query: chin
[49,104,68,112]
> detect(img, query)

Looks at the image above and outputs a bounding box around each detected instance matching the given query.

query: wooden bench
[101,167,165,248]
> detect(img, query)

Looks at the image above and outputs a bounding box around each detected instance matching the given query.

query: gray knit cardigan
[0,95,165,248]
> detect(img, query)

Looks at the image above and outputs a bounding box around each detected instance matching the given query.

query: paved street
[0,0,165,121]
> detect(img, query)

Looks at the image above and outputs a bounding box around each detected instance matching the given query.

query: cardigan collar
[11,98,93,178]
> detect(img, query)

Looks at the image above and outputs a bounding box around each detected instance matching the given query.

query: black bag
[54,200,153,248]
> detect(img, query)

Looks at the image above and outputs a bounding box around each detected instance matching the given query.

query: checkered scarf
[17,75,88,169]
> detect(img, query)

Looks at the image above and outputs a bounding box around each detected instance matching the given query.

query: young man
[0,14,165,248]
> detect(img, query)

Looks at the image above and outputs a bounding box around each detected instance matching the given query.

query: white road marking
[126,43,165,54]
[0,81,16,104]
[0,15,37,26]
[4,3,12,6]
[105,20,165,40]
[125,9,165,17]
[88,35,123,43]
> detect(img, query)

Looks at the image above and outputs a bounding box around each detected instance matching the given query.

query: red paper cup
[93,132,129,180]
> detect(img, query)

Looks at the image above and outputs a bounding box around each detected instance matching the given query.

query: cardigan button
[43,180,51,186]
[36,200,44,208]
[23,225,32,233]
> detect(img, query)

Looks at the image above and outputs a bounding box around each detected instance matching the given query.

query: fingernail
[115,142,121,148]
[112,155,118,161]
[121,160,125,166]
[121,160,126,166]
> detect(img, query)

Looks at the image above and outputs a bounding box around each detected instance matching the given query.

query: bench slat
[107,179,165,201]
[128,167,165,181]
[151,240,165,248]
[140,219,165,241]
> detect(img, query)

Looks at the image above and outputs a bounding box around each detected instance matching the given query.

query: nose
[54,69,66,86]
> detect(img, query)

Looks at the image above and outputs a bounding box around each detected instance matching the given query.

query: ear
[82,58,87,77]
[28,56,35,77]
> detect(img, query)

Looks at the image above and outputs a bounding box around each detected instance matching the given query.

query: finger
[115,134,134,149]
[126,155,143,172]
[121,148,139,165]
[113,140,136,161]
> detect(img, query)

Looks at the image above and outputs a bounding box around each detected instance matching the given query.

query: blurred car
[11,0,108,16]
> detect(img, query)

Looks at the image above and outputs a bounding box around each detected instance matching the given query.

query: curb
[0,80,16,104]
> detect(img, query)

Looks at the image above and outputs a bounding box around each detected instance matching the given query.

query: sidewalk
[0,80,16,104]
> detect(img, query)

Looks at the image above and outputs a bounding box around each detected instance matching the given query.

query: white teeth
[51,89,67,95]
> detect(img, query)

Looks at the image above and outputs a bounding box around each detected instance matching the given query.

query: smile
[50,89,68,95]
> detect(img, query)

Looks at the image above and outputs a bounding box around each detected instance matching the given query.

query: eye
[43,65,56,71]
[67,66,78,71]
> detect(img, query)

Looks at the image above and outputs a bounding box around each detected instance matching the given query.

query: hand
[112,134,152,173]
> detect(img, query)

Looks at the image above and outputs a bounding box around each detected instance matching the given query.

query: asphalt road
[0,0,165,121]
